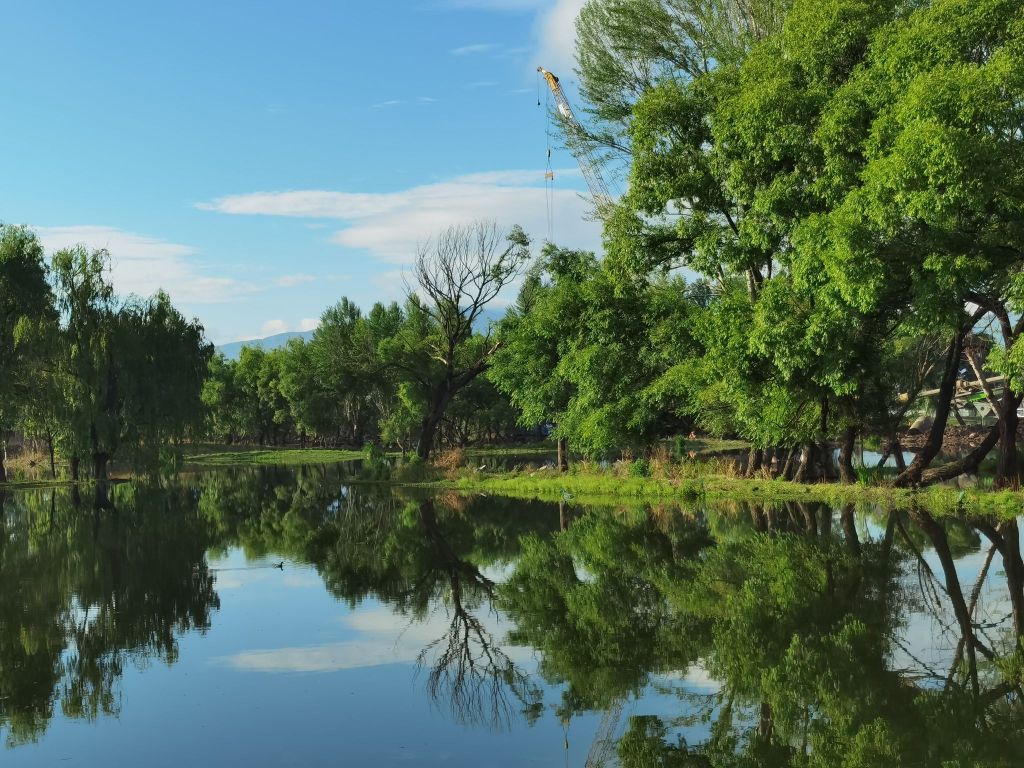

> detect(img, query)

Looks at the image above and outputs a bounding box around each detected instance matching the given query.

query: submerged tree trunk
[70,456,80,481]
[0,438,6,484]
[895,331,964,487]
[557,437,568,472]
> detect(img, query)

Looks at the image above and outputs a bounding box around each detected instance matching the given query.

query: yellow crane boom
[537,66,614,213]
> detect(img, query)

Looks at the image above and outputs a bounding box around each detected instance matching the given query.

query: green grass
[0,477,80,490]
[184,448,367,467]
[182,442,557,468]
[398,467,1024,520]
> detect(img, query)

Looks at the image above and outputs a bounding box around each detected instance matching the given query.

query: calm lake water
[2,465,1022,766]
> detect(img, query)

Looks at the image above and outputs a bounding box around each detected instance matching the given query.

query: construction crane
[537,66,615,214]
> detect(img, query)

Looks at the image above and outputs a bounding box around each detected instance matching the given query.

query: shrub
[629,458,651,478]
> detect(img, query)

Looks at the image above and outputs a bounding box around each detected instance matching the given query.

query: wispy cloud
[197,167,599,264]
[451,42,498,56]
[34,225,256,305]
[274,273,316,288]
[261,319,288,336]
[371,99,402,109]
[416,96,439,104]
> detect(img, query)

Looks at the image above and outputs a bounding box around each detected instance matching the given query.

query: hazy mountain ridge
[216,331,315,360]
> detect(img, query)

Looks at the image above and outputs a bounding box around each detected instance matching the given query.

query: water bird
[274,561,284,570]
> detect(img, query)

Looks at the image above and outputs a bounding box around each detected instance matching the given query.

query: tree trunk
[892,438,907,472]
[917,396,1022,486]
[895,330,964,487]
[556,437,568,472]
[917,424,999,486]
[780,448,796,480]
[792,443,815,483]
[746,447,763,477]
[416,414,440,460]
[838,427,857,484]
[70,456,80,481]
[0,438,6,483]
[47,431,56,478]
[996,391,1020,489]
[93,452,109,481]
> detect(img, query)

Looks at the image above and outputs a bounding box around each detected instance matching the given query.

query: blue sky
[1,0,600,343]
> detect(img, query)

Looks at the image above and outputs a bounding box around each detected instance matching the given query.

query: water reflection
[0,471,1022,764]
[501,499,1024,765]
[0,484,217,746]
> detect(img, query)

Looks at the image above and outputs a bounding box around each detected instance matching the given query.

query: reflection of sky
[7,513,1018,766]
[5,547,592,767]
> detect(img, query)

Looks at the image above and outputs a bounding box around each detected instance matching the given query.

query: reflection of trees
[197,470,556,729]
[499,500,1024,765]
[415,499,540,729]
[0,484,218,746]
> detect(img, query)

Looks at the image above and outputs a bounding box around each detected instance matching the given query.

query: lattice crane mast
[537,66,614,214]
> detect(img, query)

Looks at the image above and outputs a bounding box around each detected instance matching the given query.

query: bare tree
[403,221,530,460]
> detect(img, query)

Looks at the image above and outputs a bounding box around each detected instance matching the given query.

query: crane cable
[541,71,555,242]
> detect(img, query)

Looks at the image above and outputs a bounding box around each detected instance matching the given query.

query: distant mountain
[216,330,314,360]
[215,307,510,360]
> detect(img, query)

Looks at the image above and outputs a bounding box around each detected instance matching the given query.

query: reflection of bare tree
[902,508,1024,705]
[415,499,539,730]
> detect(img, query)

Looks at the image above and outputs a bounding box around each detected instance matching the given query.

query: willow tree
[52,246,211,478]
[0,225,53,481]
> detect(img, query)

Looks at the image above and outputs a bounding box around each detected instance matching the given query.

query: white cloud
[534,0,587,77]
[274,273,316,287]
[198,168,601,264]
[218,604,533,674]
[372,269,410,301]
[417,96,439,103]
[34,225,256,305]
[261,319,288,336]
[451,42,497,56]
[371,99,402,109]
[299,317,320,331]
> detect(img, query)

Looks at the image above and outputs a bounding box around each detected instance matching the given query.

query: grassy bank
[184,447,367,467]
[183,443,557,468]
[410,467,1024,519]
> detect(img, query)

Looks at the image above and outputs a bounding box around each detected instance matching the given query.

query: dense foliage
[0,226,211,481]
[490,0,1024,487]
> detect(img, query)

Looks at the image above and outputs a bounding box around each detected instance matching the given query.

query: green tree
[0,224,54,481]
[382,221,529,459]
